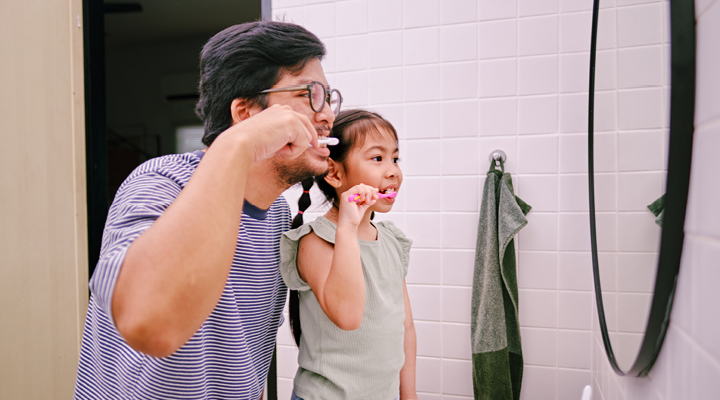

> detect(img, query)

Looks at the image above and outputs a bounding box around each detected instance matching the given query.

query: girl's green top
[280,216,412,400]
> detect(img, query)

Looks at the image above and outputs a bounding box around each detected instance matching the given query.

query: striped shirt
[74,151,289,399]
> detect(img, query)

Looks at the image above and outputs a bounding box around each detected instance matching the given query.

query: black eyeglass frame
[259,81,343,116]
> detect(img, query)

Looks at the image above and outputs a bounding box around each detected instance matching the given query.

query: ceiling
[104,0,263,48]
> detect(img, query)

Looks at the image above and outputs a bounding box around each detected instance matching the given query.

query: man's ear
[323,159,344,188]
[230,98,261,125]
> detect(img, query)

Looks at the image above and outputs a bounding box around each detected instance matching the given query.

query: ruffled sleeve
[376,220,413,278]
[279,217,338,291]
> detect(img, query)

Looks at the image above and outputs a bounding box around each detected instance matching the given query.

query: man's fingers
[295,111,317,148]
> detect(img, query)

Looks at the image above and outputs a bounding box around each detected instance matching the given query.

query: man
[74,21,340,399]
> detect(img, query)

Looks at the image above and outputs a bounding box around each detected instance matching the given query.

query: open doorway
[84,0,265,275]
[83,3,278,397]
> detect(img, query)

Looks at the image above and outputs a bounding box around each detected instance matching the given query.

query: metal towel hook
[488,149,507,167]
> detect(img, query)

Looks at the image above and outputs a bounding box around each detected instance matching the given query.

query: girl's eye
[393,157,401,164]
[371,156,382,162]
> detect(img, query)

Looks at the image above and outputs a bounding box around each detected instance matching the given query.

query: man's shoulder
[118,152,201,190]
[132,152,201,181]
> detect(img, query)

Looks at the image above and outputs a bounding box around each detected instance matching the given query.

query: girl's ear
[230,98,261,125]
[323,159,344,188]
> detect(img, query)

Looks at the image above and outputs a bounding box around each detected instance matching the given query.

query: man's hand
[219,104,319,163]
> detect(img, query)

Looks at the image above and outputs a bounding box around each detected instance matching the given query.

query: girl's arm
[296,184,377,330]
[399,280,419,400]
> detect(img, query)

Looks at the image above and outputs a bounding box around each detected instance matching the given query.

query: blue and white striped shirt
[75,151,289,399]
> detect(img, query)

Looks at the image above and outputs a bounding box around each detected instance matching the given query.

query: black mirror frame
[587,0,696,376]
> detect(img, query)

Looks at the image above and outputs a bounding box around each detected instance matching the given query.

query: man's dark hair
[195,21,326,146]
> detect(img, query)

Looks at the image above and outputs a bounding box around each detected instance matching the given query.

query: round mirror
[588,0,695,376]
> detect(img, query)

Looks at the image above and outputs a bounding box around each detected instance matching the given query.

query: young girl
[280,110,418,400]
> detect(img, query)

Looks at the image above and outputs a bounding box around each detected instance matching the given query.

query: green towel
[647,194,665,227]
[471,160,531,400]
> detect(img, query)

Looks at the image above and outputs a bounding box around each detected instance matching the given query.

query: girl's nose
[386,165,401,178]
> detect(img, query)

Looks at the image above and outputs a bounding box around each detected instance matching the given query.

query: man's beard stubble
[273,150,329,187]
[274,125,332,186]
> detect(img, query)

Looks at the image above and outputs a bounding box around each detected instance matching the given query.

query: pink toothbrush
[348,191,397,202]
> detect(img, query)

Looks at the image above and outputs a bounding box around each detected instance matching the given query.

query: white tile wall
[440,0,477,25]
[335,70,368,106]
[478,59,517,97]
[518,251,558,290]
[518,15,559,56]
[368,31,403,68]
[519,56,559,96]
[617,46,664,89]
[368,0,402,32]
[335,0,367,36]
[441,176,478,212]
[560,53,590,93]
[616,3,664,48]
[442,250,474,287]
[403,27,439,66]
[269,0,714,398]
[405,103,441,139]
[334,35,367,72]
[441,62,478,99]
[518,95,558,134]
[441,100,478,138]
[521,366,559,400]
[478,0,517,21]
[519,0,559,17]
[404,64,440,102]
[440,24,477,62]
[559,93,588,133]
[402,0,438,29]
[478,20,517,60]
[368,67,403,104]
[559,12,592,53]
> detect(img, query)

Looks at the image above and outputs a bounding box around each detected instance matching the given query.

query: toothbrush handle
[348,192,391,202]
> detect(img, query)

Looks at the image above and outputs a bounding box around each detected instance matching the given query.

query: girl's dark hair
[288,177,314,346]
[288,109,399,347]
[196,21,326,147]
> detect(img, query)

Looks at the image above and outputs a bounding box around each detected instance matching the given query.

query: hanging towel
[471,159,531,400]
[647,194,665,227]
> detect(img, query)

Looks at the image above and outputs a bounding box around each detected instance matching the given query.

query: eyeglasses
[259,81,343,116]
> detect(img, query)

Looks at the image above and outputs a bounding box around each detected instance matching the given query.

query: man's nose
[315,101,336,126]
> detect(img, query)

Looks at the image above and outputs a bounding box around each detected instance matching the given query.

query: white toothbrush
[319,137,338,145]
[310,137,339,147]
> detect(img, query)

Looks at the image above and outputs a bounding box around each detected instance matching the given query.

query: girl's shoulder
[374,220,413,275]
[281,217,334,291]
[283,216,337,245]
[375,220,412,246]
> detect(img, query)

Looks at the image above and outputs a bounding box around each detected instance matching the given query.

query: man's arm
[111,105,317,357]
[399,280,418,400]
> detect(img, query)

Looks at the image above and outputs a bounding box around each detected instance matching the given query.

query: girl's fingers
[347,185,378,204]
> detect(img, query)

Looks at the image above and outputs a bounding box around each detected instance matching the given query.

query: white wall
[591,0,720,399]
[275,1,605,399]
[0,0,88,398]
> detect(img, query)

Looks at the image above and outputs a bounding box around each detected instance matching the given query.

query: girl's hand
[338,184,378,227]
